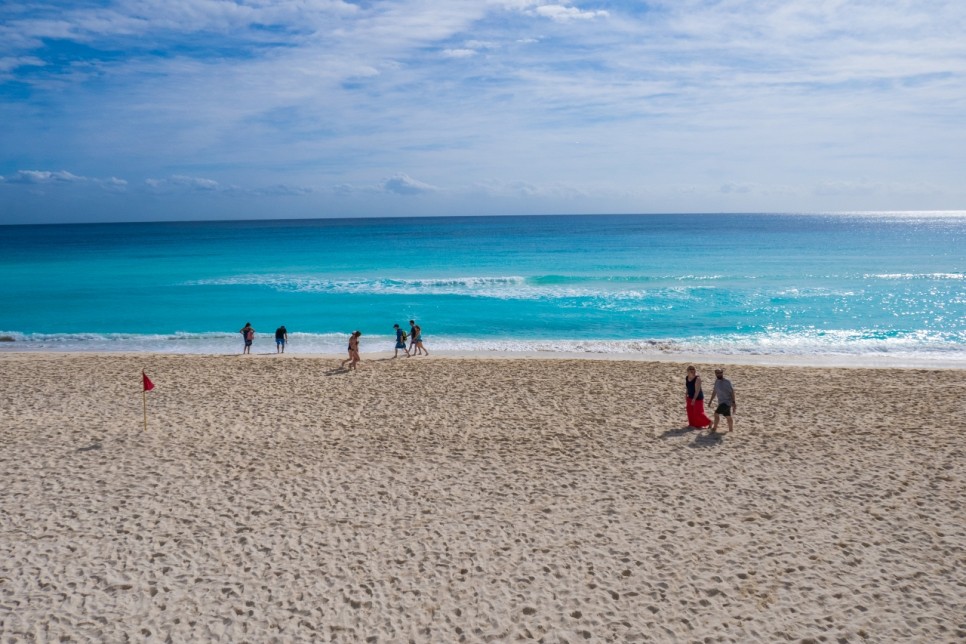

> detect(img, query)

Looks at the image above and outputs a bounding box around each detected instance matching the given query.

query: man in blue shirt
[393,324,410,358]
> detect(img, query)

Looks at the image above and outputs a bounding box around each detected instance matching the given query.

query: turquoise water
[1,213,964,362]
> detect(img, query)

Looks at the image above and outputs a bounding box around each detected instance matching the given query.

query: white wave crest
[865,273,965,280]
[190,275,529,296]
[185,274,712,301]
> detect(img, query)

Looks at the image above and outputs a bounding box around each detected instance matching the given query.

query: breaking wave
[186,274,730,300]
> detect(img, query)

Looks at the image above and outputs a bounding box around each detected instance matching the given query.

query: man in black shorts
[707,368,736,433]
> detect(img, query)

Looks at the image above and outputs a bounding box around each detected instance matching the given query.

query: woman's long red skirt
[686,396,712,428]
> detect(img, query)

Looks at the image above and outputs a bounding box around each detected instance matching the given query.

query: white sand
[1,353,964,642]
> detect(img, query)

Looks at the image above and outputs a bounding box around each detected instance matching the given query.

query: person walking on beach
[685,366,712,429]
[239,322,255,355]
[341,330,362,370]
[275,325,288,354]
[707,368,736,433]
[409,319,428,356]
[393,324,410,358]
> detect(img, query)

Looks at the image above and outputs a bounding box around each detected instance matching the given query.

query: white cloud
[171,175,219,190]
[7,170,86,184]
[141,175,315,197]
[443,48,477,58]
[532,5,608,22]
[468,179,589,199]
[382,174,439,195]
[464,40,499,50]
[0,170,129,195]
[0,56,45,75]
[145,175,221,192]
[250,184,314,197]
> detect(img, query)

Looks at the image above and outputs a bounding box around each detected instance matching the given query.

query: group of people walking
[341,320,427,370]
[685,365,736,433]
[237,320,428,368]
[393,321,428,358]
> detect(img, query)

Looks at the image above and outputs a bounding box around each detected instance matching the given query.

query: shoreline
[1,348,964,369]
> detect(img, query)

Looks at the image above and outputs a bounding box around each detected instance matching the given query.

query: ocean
[1,213,964,365]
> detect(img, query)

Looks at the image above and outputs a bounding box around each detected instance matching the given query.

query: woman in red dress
[685,366,712,429]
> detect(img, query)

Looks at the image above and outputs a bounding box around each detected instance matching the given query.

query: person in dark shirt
[239,322,255,355]
[275,325,288,354]
[393,324,410,358]
[409,319,428,356]
[685,366,712,429]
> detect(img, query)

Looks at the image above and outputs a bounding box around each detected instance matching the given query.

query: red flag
[142,371,155,392]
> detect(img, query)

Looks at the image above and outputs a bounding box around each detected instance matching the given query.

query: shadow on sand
[658,426,699,439]
[324,356,400,375]
[688,432,724,448]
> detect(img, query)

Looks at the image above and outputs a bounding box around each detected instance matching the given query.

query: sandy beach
[1,353,964,642]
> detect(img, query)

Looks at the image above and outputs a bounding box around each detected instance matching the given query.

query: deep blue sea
[1,213,964,364]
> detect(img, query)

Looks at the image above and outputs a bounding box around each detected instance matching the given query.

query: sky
[1,0,965,224]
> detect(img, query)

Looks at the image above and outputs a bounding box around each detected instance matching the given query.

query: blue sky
[1,0,964,223]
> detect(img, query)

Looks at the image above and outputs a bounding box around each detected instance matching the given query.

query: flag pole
[141,370,154,431]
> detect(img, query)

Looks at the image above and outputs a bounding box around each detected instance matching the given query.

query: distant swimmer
[393,324,410,358]
[341,330,362,370]
[409,319,428,356]
[239,322,255,355]
[275,325,288,354]
[707,368,736,433]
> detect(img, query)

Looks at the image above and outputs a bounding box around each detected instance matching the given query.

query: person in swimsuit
[341,331,362,370]
[684,366,712,429]
[409,319,428,356]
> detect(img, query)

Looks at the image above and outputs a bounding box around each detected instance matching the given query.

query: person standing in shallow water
[708,368,737,433]
[239,322,255,355]
[685,366,712,429]
[275,325,288,354]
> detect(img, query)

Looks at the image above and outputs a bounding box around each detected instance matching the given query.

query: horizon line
[4,210,966,227]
